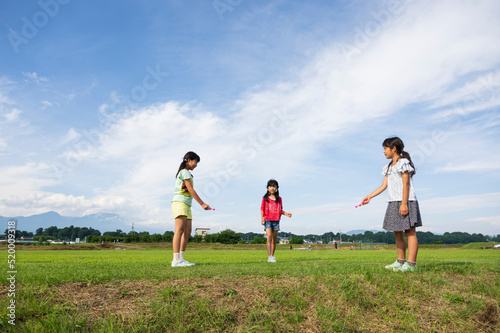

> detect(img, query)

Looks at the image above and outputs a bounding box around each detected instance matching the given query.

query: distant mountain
[345,229,382,235]
[0,211,131,233]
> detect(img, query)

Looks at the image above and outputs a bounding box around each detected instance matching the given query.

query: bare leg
[180,219,192,252]
[265,228,273,257]
[393,231,406,261]
[405,227,418,263]
[271,230,279,256]
[173,216,186,254]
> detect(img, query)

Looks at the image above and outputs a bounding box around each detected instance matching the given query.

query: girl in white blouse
[362,137,422,272]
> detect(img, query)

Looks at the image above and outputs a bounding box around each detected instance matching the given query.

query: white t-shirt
[382,158,417,202]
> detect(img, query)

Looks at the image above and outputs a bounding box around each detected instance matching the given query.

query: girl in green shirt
[171,151,211,267]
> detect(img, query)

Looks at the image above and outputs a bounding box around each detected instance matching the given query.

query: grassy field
[1,243,499,332]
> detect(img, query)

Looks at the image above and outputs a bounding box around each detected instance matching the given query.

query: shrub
[290,237,304,245]
[163,233,173,242]
[251,237,267,244]
[218,229,241,244]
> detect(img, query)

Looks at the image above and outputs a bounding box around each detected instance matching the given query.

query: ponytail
[401,150,416,176]
[382,137,416,176]
[175,151,200,178]
[176,160,188,178]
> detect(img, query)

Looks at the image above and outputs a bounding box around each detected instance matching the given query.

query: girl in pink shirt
[261,179,292,263]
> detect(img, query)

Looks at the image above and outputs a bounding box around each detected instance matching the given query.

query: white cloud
[0,163,59,196]
[0,78,17,118]
[40,100,56,110]
[0,191,150,219]
[2,108,21,122]
[22,72,49,84]
[467,216,500,227]
[97,102,222,161]
[436,161,500,173]
[430,71,500,117]
[0,139,8,152]
[230,0,500,148]
[2,1,500,235]
[418,119,500,174]
[419,193,500,214]
[60,128,81,145]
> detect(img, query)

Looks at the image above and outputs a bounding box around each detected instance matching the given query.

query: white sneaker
[398,262,417,272]
[171,260,192,267]
[385,260,403,271]
[268,256,277,263]
[181,259,195,266]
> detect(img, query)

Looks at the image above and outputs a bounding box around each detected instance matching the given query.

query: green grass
[460,242,498,249]
[1,245,499,332]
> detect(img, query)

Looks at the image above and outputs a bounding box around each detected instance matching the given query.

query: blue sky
[1,0,499,236]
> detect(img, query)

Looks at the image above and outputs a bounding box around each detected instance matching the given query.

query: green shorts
[172,201,192,219]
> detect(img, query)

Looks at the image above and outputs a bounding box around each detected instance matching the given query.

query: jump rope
[208,202,366,215]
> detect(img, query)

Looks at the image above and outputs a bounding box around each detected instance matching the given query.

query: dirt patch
[28,274,500,332]
[55,280,158,320]
[476,300,500,332]
[50,276,318,329]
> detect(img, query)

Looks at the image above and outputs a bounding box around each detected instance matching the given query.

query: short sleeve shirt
[382,158,417,202]
[261,197,283,221]
[172,169,193,206]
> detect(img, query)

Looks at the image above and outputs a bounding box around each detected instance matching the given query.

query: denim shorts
[264,220,280,231]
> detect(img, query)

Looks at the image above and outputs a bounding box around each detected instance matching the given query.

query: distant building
[195,228,210,237]
[279,238,289,244]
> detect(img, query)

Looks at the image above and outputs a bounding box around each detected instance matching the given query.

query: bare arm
[399,172,410,215]
[281,210,292,218]
[362,176,388,204]
[183,179,211,210]
[261,210,265,225]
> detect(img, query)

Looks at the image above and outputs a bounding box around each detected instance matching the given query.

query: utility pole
[339,230,342,244]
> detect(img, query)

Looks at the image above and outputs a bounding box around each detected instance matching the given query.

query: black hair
[263,179,280,203]
[176,151,200,178]
[382,137,415,176]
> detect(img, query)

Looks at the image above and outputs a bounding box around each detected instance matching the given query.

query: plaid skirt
[383,201,422,231]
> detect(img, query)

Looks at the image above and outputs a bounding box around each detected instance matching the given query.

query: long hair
[176,151,200,178]
[263,179,280,203]
[382,137,415,176]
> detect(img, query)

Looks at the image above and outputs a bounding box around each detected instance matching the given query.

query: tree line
[3,225,500,244]
[348,230,500,244]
